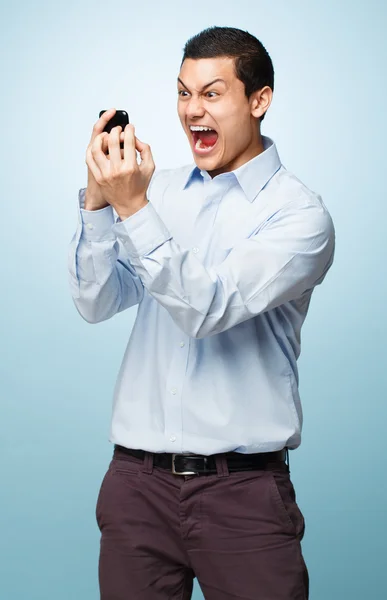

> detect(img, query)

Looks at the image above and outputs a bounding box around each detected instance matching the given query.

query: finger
[108,125,123,167]
[91,132,109,179]
[89,107,116,144]
[102,131,125,155]
[120,132,125,158]
[100,132,110,155]
[135,136,155,174]
[102,133,125,160]
[86,144,102,184]
[123,124,137,170]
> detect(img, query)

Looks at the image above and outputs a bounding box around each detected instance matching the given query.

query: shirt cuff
[78,188,116,241]
[111,201,172,257]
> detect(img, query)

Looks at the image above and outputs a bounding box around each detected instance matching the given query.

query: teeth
[195,137,214,151]
[190,125,214,131]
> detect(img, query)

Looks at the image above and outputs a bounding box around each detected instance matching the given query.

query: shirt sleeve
[67,187,144,323]
[111,193,335,339]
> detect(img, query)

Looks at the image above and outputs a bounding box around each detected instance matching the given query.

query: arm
[67,187,144,323]
[111,193,335,339]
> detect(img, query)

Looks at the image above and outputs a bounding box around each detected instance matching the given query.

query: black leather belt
[114,444,288,476]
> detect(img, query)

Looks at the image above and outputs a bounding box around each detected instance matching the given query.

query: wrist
[117,198,149,221]
[84,202,110,211]
[84,191,110,211]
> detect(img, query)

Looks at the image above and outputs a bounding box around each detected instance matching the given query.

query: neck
[208,131,265,178]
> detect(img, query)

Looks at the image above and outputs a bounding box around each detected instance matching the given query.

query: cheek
[221,123,246,146]
[177,104,185,121]
[217,106,248,141]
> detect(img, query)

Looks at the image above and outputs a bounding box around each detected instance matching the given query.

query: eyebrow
[177,77,226,91]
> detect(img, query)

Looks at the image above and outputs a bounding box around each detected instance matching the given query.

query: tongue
[197,130,218,147]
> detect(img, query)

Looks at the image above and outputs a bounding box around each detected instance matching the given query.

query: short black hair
[181,26,274,122]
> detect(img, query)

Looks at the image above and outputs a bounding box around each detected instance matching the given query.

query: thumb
[135,136,154,172]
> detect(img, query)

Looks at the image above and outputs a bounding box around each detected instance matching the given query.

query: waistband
[114,445,289,476]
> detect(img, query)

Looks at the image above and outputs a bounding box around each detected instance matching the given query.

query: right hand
[84,108,126,210]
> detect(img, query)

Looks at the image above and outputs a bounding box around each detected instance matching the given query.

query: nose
[186,96,205,120]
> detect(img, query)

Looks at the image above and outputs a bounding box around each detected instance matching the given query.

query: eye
[206,91,218,98]
[178,90,189,97]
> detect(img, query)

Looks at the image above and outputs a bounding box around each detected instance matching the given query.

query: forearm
[111,196,335,338]
[68,188,144,323]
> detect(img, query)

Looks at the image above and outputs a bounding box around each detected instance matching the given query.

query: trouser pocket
[267,469,306,539]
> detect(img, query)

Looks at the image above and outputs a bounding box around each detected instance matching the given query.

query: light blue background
[1,1,386,598]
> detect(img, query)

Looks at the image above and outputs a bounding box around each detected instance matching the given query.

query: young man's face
[177,56,270,178]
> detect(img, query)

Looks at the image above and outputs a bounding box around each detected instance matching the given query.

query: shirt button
[180,342,185,347]
[86,223,94,230]
[171,388,177,394]
[192,247,199,253]
[170,435,176,442]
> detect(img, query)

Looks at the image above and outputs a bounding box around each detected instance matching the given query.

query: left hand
[87,123,155,220]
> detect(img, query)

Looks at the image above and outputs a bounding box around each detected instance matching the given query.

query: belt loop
[215,453,230,478]
[140,451,154,474]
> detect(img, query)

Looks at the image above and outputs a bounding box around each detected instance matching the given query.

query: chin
[195,159,220,176]
[193,153,220,167]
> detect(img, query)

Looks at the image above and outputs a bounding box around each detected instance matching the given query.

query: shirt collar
[182,135,281,203]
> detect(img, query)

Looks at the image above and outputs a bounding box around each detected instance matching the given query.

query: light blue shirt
[68,136,335,455]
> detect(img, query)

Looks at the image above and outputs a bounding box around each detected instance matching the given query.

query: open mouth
[189,126,218,155]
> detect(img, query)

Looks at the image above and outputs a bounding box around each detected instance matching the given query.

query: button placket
[191,177,232,266]
[164,336,190,451]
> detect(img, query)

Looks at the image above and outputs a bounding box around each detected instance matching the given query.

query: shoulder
[147,164,195,205]
[270,166,335,238]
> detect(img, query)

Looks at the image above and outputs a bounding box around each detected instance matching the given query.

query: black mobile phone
[99,110,129,151]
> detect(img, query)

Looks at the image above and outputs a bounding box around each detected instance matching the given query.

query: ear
[250,86,273,120]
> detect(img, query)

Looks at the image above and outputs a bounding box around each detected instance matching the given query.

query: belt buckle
[172,453,198,476]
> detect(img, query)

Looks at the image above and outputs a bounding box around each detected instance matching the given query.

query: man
[68,25,335,600]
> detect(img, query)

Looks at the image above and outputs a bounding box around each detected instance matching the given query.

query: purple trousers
[96,445,309,599]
